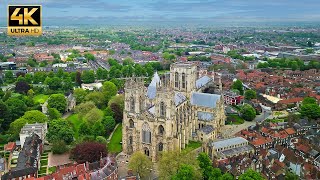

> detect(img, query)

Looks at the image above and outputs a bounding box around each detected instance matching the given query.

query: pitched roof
[278,97,303,104]
[147,72,160,99]
[175,92,187,106]
[196,76,212,89]
[284,128,296,135]
[191,92,221,108]
[199,125,215,134]
[197,111,214,121]
[210,137,248,149]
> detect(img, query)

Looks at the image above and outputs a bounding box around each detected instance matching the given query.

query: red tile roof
[4,142,16,151]
[278,97,303,104]
[285,128,296,135]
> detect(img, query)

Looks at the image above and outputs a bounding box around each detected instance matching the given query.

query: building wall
[123,64,225,162]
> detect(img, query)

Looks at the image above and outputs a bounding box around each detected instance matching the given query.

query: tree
[110,103,123,123]
[46,119,74,144]
[159,150,201,180]
[128,152,153,179]
[220,173,234,180]
[9,110,48,137]
[240,104,256,121]
[5,97,27,128]
[0,100,8,129]
[84,53,95,61]
[62,77,73,91]
[15,81,31,94]
[285,170,298,180]
[52,140,68,154]
[9,118,27,138]
[75,71,82,86]
[45,77,62,90]
[79,121,92,135]
[4,71,14,83]
[302,97,317,106]
[300,104,320,120]
[84,107,103,124]
[108,94,125,110]
[172,164,197,180]
[96,68,108,80]
[19,110,48,123]
[102,116,116,135]
[85,91,106,109]
[73,88,87,104]
[95,136,107,144]
[231,79,244,95]
[75,101,97,119]
[48,108,62,120]
[92,120,105,137]
[197,153,216,180]
[105,106,114,117]
[70,142,107,163]
[244,90,257,100]
[81,70,95,83]
[33,72,47,83]
[102,81,118,101]
[48,94,67,113]
[239,169,264,180]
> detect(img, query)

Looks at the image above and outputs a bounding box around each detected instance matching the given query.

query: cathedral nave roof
[191,92,221,108]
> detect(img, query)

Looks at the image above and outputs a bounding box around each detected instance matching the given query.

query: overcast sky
[1,0,320,25]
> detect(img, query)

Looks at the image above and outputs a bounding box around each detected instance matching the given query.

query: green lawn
[66,114,83,139]
[226,115,245,125]
[183,141,202,153]
[107,124,122,153]
[33,94,49,104]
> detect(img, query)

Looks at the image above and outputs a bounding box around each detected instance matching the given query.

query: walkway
[107,123,119,142]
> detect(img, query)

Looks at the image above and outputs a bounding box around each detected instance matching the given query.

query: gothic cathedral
[122,63,226,161]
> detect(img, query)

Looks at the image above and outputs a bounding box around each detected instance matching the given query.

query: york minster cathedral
[122,63,226,161]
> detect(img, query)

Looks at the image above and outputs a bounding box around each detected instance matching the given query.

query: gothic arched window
[160,102,165,117]
[175,72,179,88]
[144,147,150,156]
[142,123,151,144]
[130,97,135,112]
[182,73,186,88]
[158,142,163,151]
[158,125,165,135]
[129,119,134,128]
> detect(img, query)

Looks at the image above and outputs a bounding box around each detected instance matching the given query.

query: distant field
[66,114,83,139]
[108,124,122,153]
[33,94,49,104]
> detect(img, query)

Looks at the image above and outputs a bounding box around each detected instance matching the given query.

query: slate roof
[191,92,221,108]
[197,111,214,121]
[175,92,187,106]
[147,72,160,99]
[196,76,212,89]
[210,137,248,149]
[2,134,41,180]
[199,125,215,134]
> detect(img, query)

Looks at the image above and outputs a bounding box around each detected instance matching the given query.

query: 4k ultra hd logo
[8,5,42,36]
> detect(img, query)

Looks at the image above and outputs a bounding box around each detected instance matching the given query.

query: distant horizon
[1,0,320,27]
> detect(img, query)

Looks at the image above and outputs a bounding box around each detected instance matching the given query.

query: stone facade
[122,63,226,161]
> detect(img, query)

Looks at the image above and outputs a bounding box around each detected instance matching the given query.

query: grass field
[66,114,83,139]
[33,94,49,104]
[108,124,122,153]
[226,115,245,125]
[183,141,202,153]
